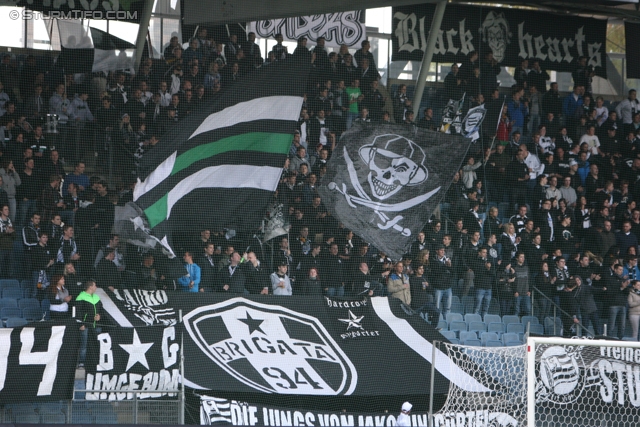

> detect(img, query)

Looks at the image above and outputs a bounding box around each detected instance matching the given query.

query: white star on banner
[119,329,154,371]
[338,310,364,330]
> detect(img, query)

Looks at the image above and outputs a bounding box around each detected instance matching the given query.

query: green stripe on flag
[171,132,292,175]
[145,193,169,229]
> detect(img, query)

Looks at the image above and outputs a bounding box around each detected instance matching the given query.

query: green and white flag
[132,60,310,254]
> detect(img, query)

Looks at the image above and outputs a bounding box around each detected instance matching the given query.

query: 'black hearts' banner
[392,4,607,78]
[0,320,79,403]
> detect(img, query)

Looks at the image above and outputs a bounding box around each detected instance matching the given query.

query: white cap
[402,402,412,412]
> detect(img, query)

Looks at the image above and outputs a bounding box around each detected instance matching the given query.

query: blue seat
[507,323,525,334]
[0,297,17,309]
[0,279,19,291]
[488,322,505,334]
[459,330,477,341]
[12,412,40,423]
[521,315,540,326]
[502,332,521,345]
[18,298,39,309]
[484,314,502,324]
[23,307,43,322]
[468,321,487,333]
[530,323,545,335]
[480,332,499,344]
[446,312,464,323]
[464,313,482,324]
[448,338,460,345]
[6,318,27,328]
[448,321,467,335]
[441,330,457,341]
[40,412,66,424]
[485,340,504,347]
[437,319,448,330]
[451,301,464,314]
[2,288,22,300]
[71,412,94,424]
[1,307,21,321]
[461,296,475,314]
[20,279,34,289]
[505,341,522,347]
[488,298,500,315]
[463,339,482,346]
[502,315,520,325]
[544,317,563,336]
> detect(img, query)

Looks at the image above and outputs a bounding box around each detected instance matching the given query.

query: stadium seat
[448,321,467,336]
[448,338,460,345]
[506,323,525,334]
[544,317,563,336]
[71,411,94,424]
[437,319,448,330]
[460,331,478,342]
[40,412,66,424]
[1,307,21,322]
[521,315,540,326]
[484,314,502,324]
[441,330,457,341]
[18,298,39,310]
[20,279,34,290]
[505,341,522,347]
[451,295,461,306]
[488,298,500,315]
[502,332,521,345]
[451,301,464,314]
[502,315,520,325]
[0,279,19,291]
[529,324,545,335]
[480,332,499,344]
[6,318,27,328]
[464,313,482,324]
[488,322,505,334]
[23,307,43,322]
[485,340,504,347]
[446,312,463,323]
[461,296,475,314]
[463,339,482,346]
[468,321,487,334]
[12,412,40,423]
[23,288,33,299]
[2,288,22,300]
[0,297,17,309]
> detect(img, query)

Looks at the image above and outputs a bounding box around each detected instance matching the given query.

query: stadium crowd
[0,31,639,344]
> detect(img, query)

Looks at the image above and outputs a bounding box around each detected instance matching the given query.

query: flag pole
[481,95,506,224]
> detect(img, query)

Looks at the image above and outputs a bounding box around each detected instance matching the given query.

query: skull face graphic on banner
[319,123,471,260]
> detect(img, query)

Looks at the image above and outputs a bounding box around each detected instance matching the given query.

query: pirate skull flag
[318,123,471,260]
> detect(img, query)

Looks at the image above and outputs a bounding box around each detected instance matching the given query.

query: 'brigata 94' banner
[392,4,607,77]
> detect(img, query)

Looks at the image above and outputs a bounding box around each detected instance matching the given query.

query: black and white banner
[392,4,607,77]
[535,342,640,412]
[195,394,520,426]
[247,11,366,48]
[85,325,180,401]
[317,123,471,260]
[0,320,79,403]
[98,289,494,397]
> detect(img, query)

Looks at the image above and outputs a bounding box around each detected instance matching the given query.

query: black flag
[318,124,471,259]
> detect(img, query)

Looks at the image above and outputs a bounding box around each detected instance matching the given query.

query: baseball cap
[402,402,412,412]
[568,159,578,166]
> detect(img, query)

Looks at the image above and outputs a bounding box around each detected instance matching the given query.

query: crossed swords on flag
[328,146,440,237]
